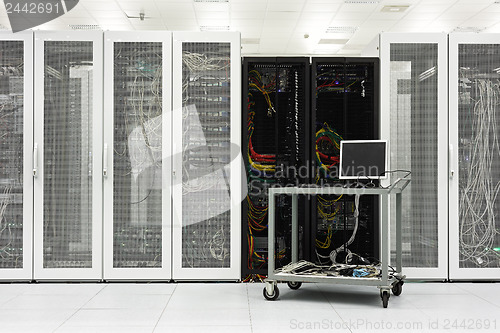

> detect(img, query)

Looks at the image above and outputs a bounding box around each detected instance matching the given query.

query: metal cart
[263,179,410,308]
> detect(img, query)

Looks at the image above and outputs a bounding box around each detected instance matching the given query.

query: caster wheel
[381,291,390,308]
[263,284,280,301]
[392,281,403,296]
[287,281,302,290]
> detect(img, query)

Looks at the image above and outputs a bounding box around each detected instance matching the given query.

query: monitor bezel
[339,139,388,180]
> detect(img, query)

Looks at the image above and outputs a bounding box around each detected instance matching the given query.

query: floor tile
[56,326,155,333]
[0,309,76,331]
[154,326,252,333]
[318,284,417,309]
[83,293,171,309]
[23,283,105,295]
[63,308,164,327]
[250,308,350,333]
[0,294,92,310]
[402,282,469,295]
[455,283,500,307]
[165,283,248,309]
[98,283,176,296]
[248,282,330,309]
[157,308,251,327]
[335,307,430,333]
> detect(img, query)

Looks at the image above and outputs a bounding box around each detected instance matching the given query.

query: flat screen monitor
[339,140,387,180]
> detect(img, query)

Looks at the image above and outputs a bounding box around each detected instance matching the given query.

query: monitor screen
[339,140,387,179]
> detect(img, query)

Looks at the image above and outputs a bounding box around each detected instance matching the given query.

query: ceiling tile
[241,44,260,55]
[161,10,196,19]
[340,3,379,12]
[231,11,265,19]
[95,17,133,27]
[446,4,491,12]
[486,22,500,32]
[266,12,301,21]
[262,20,298,30]
[240,30,262,39]
[403,10,445,21]
[368,11,409,21]
[470,10,500,21]
[155,2,194,12]
[197,18,229,26]
[196,11,230,20]
[436,10,476,21]
[484,4,500,13]
[90,11,126,19]
[164,18,198,26]
[460,19,498,29]
[332,10,372,21]
[300,12,335,21]
[83,1,122,11]
[230,19,264,28]
[390,20,434,33]
[267,3,304,12]
[304,3,341,12]
[61,17,99,26]
[119,2,160,16]
[231,3,267,12]
[427,19,464,32]
[194,3,229,12]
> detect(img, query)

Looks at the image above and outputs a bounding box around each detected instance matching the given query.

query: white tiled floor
[0,282,499,332]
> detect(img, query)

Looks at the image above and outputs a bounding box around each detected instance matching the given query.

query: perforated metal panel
[457,43,500,269]
[0,41,24,269]
[42,41,94,269]
[112,41,163,268]
[389,43,439,268]
[180,42,232,268]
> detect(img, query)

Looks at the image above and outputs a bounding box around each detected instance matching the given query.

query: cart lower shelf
[263,272,405,308]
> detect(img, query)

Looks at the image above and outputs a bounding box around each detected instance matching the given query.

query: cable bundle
[315,123,342,178]
[459,79,500,267]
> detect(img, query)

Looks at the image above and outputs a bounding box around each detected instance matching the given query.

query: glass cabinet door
[0,32,33,280]
[449,34,500,280]
[172,32,242,280]
[103,32,172,280]
[33,32,102,280]
[380,33,448,279]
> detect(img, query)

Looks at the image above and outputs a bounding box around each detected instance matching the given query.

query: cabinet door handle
[103,143,108,177]
[449,144,454,178]
[33,143,38,177]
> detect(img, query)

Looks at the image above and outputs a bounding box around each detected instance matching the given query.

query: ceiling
[1,0,500,55]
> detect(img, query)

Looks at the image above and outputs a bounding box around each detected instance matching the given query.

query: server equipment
[311,57,379,268]
[242,58,310,279]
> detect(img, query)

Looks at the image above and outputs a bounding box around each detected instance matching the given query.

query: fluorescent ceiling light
[381,6,410,12]
[344,0,379,4]
[326,26,358,34]
[452,26,485,33]
[241,38,259,44]
[318,39,349,45]
[69,24,101,30]
[194,0,229,2]
[200,25,230,31]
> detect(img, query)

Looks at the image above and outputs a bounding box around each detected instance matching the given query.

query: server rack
[172,32,242,280]
[379,33,448,280]
[241,57,310,279]
[0,31,33,280]
[33,31,103,280]
[103,32,172,280]
[311,57,379,267]
[449,34,500,280]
